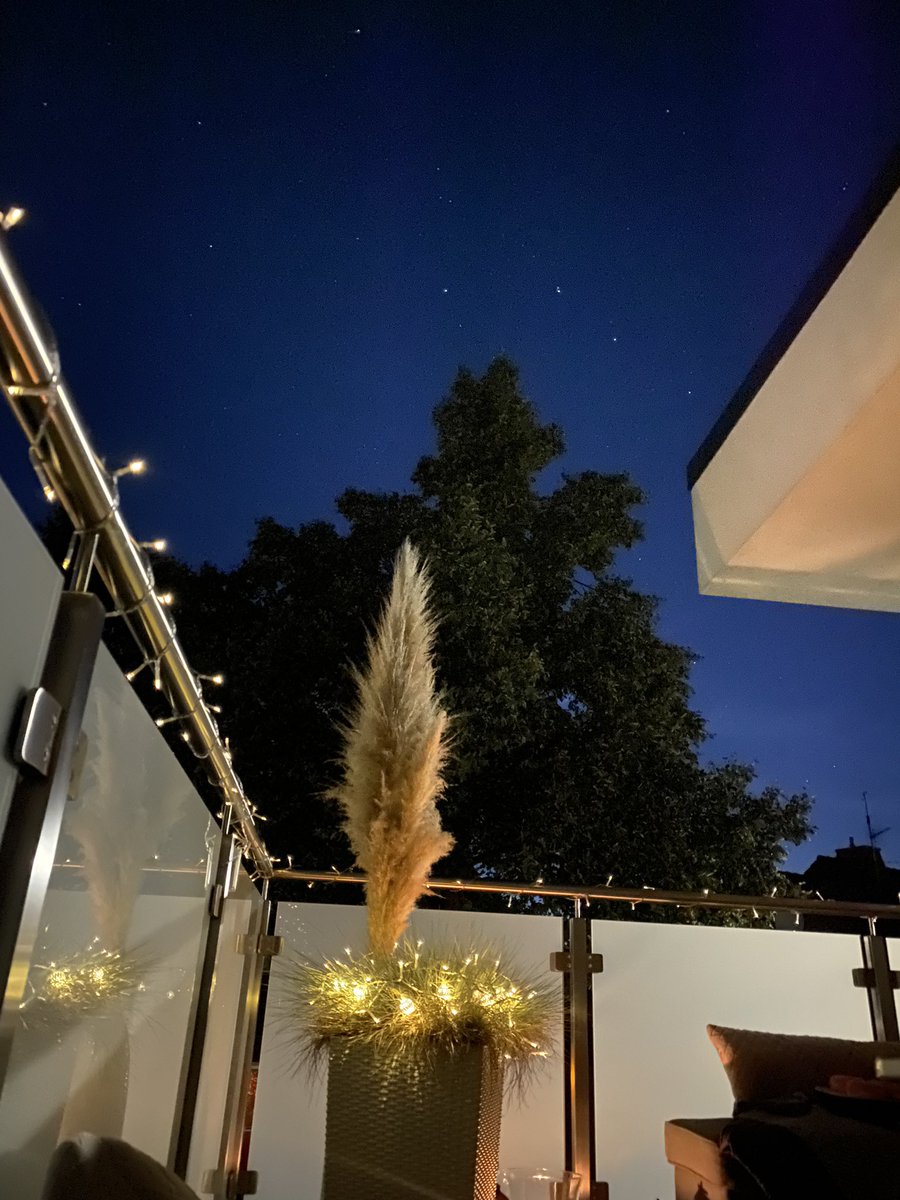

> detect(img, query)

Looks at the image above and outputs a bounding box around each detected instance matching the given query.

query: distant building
[786,841,900,936]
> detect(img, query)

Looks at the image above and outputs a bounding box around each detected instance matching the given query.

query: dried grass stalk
[331,541,454,954]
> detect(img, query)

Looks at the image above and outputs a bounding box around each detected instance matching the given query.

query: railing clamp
[236,932,283,959]
[852,967,899,989]
[201,1167,259,1197]
[551,950,604,974]
[12,687,62,776]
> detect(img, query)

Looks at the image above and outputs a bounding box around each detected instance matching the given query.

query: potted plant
[283,542,553,1200]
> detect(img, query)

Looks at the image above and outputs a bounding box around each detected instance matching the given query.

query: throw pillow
[706,1024,900,1104]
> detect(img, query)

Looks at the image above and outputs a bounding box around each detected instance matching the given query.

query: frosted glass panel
[252,902,565,1200]
[590,919,872,1200]
[0,644,217,1198]
[0,475,61,841]
[186,864,262,1194]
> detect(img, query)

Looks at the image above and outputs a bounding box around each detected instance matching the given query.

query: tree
[74,357,813,910]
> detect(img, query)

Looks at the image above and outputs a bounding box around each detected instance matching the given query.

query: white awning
[689,148,900,613]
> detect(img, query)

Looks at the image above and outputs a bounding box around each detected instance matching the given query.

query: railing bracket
[12,686,62,776]
[852,967,899,989]
[551,950,603,974]
[236,932,283,959]
[201,1167,259,1198]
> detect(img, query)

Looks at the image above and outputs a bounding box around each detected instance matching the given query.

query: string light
[21,947,146,1025]
[1,206,26,230]
[157,591,174,606]
[283,940,555,1088]
[112,458,146,479]
[0,269,273,881]
[198,672,225,685]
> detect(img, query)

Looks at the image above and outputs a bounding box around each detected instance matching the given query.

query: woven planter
[321,1040,504,1200]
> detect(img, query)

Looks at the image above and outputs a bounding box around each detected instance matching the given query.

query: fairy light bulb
[1,206,26,230]
[113,458,146,478]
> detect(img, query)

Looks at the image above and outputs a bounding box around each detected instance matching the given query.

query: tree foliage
[63,357,812,913]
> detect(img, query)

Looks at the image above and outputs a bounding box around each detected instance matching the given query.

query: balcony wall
[251,901,879,1200]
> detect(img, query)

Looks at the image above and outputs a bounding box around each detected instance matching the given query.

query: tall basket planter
[322,1041,504,1200]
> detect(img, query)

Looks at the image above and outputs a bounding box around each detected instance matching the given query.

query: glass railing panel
[185,862,262,1195]
[251,902,565,1200]
[0,643,217,1198]
[0,476,62,842]
[590,918,872,1199]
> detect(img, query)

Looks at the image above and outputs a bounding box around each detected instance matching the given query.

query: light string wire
[0,218,273,875]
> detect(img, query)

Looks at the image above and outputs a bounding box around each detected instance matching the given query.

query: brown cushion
[41,1134,199,1200]
[665,1118,731,1186]
[707,1024,900,1104]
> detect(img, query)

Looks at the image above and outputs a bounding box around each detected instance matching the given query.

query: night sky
[3,2,900,869]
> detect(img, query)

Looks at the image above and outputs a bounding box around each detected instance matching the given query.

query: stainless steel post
[169,823,231,1176]
[553,916,604,1200]
[202,882,274,1199]
[0,590,105,1089]
[855,929,899,1041]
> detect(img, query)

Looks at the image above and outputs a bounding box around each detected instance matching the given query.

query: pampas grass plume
[331,541,453,955]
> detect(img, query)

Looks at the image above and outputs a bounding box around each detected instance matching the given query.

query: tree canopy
[74,357,813,910]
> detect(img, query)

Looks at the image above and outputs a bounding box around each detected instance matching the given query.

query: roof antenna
[863,791,890,849]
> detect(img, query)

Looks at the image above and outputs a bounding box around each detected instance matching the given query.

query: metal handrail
[0,229,272,877]
[275,868,900,922]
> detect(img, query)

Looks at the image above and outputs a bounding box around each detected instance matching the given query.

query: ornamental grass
[281,939,555,1091]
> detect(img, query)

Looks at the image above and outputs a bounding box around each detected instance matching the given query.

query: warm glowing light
[282,940,554,1086]
[157,592,174,606]
[140,539,167,552]
[2,206,26,230]
[113,458,146,479]
[26,948,144,1021]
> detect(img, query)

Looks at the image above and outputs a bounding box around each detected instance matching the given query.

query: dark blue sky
[3,2,900,869]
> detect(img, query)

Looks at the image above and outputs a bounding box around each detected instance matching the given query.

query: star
[555,285,561,294]
[442,288,448,294]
